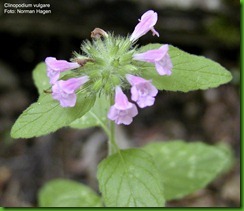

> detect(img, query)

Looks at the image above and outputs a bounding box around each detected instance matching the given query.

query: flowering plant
[11,10,233,207]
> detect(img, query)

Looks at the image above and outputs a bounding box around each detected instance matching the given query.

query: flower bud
[91,28,108,39]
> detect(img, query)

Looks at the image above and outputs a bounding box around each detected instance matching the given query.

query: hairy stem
[108,94,119,156]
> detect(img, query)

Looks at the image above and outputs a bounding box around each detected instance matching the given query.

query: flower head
[126,74,158,108]
[46,11,172,123]
[130,10,159,42]
[52,76,89,107]
[45,57,80,84]
[108,87,138,125]
[133,44,173,75]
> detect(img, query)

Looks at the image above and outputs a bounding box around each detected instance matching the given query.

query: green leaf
[136,44,232,92]
[11,93,95,138]
[215,142,235,174]
[70,94,109,129]
[143,140,231,200]
[97,149,165,207]
[38,179,103,207]
[32,62,50,94]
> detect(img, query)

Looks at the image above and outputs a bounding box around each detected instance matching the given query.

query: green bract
[76,35,138,95]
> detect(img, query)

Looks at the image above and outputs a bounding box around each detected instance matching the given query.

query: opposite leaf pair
[38,141,233,207]
[10,10,232,139]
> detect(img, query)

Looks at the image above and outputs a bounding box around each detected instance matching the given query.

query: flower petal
[59,93,77,107]
[47,68,60,84]
[151,27,159,37]
[130,10,159,42]
[108,86,138,125]
[107,105,118,121]
[126,74,148,85]
[131,86,139,102]
[45,57,80,84]
[51,76,88,107]
[60,76,89,94]
[114,86,130,109]
[45,57,80,71]
[155,53,173,75]
[126,74,158,108]
[133,45,168,62]
[137,96,155,108]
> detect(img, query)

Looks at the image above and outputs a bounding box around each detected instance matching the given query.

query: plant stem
[108,94,119,156]
[108,120,117,155]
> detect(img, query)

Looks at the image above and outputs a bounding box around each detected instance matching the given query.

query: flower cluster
[45,10,173,124]
[45,57,89,107]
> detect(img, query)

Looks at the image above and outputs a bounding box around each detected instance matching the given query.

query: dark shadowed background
[0,0,240,207]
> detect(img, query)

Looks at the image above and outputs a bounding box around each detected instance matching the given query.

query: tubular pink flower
[126,74,158,108]
[133,44,173,75]
[52,76,89,107]
[130,10,159,42]
[108,87,138,125]
[45,57,80,84]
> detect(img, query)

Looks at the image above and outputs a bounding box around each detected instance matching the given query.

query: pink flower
[45,57,80,84]
[108,87,138,125]
[130,10,159,42]
[52,76,89,107]
[133,44,173,75]
[126,74,158,108]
